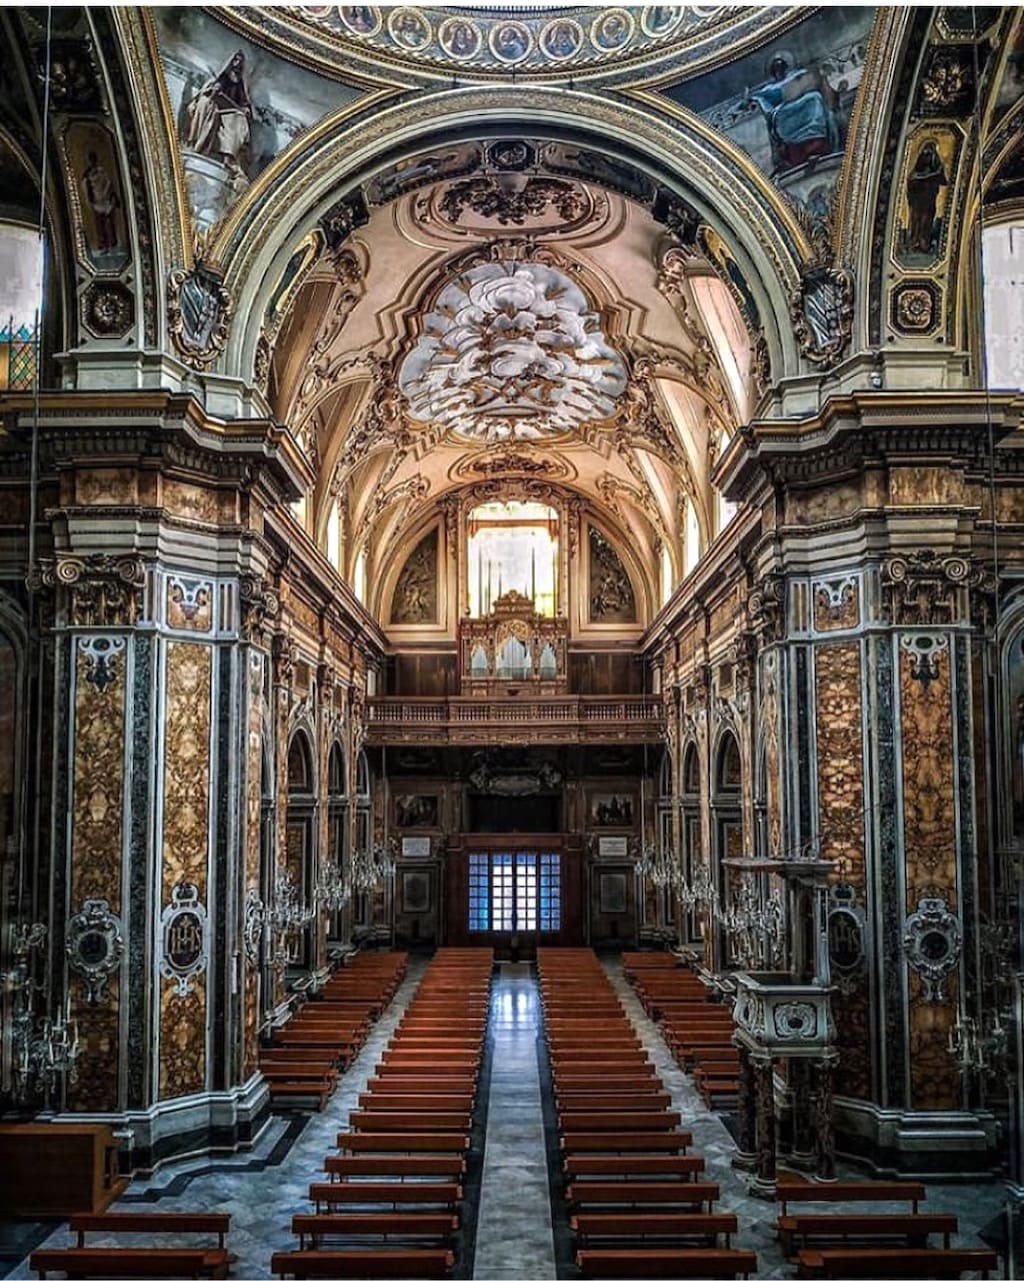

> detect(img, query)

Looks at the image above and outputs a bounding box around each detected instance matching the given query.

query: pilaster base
[52,1074,271,1174]
[835,1099,999,1176]
[748,1175,778,1200]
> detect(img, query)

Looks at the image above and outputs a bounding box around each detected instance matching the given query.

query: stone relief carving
[827,882,867,996]
[903,896,961,1001]
[159,882,209,997]
[790,264,854,368]
[391,529,439,625]
[589,526,636,623]
[900,633,949,689]
[81,282,134,338]
[34,553,146,628]
[66,897,125,1003]
[882,549,993,627]
[167,261,232,369]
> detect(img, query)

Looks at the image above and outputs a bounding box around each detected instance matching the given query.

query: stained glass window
[467,851,561,932]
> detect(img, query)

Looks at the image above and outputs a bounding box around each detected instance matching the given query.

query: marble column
[813,1054,838,1181]
[733,1043,757,1170]
[751,1055,777,1197]
[790,1057,816,1169]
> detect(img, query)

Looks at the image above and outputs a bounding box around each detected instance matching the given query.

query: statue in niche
[589,527,636,623]
[391,530,438,624]
[184,51,253,173]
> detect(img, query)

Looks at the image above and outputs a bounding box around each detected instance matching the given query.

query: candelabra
[12,1009,80,1105]
[315,859,351,913]
[948,1008,1009,1076]
[345,836,397,896]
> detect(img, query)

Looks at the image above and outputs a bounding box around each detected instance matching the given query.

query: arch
[355,749,370,799]
[714,728,743,797]
[327,740,346,796]
[213,89,809,392]
[682,740,701,796]
[287,730,315,794]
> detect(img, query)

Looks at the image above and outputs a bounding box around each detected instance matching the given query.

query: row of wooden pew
[270,947,493,1279]
[626,952,999,1279]
[538,947,758,1281]
[622,952,739,1110]
[30,1212,234,1279]
[260,952,408,1110]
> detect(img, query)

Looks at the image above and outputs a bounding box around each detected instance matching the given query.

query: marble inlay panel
[159,641,212,1099]
[244,650,264,1078]
[69,636,126,1111]
[900,636,959,1110]
[815,641,869,1098]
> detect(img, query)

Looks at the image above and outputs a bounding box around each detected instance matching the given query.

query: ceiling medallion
[398,259,627,443]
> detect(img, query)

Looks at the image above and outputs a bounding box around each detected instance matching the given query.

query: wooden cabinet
[0,1123,127,1216]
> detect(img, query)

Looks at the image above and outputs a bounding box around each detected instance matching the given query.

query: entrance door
[447,840,579,953]
[469,851,561,936]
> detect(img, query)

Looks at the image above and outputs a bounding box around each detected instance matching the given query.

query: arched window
[285,731,316,967]
[287,733,313,793]
[467,500,559,617]
[684,501,701,576]
[326,742,347,938]
[0,221,43,391]
[983,221,1024,390]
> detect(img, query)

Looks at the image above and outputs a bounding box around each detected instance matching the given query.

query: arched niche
[680,740,703,944]
[712,727,744,969]
[285,729,316,967]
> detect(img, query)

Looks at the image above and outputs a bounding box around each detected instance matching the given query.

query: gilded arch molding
[209,87,812,391]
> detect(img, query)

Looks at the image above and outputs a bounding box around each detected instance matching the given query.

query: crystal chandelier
[268,868,315,935]
[948,1009,1008,1076]
[315,859,350,912]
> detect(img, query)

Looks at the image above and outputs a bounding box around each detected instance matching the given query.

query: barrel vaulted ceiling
[3,4,1020,620]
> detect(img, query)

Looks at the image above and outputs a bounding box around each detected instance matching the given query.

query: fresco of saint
[747,55,841,175]
[184,51,253,172]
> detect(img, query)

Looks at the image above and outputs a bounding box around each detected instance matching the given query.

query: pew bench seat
[778,1212,958,1254]
[795,1247,998,1279]
[309,1182,462,1212]
[575,1247,757,1279]
[30,1248,228,1279]
[271,1247,454,1278]
[324,1155,466,1180]
[560,1132,692,1154]
[336,1133,469,1154]
[564,1155,704,1180]
[571,1212,737,1247]
[567,1181,720,1209]
[290,1213,458,1248]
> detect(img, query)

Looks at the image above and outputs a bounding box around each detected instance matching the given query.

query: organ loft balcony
[367,590,664,746]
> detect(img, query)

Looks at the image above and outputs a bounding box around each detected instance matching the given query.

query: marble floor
[6,953,1013,1280]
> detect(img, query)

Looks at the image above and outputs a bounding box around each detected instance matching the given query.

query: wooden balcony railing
[365,695,665,744]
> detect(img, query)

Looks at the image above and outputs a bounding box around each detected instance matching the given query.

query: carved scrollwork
[882,550,989,626]
[773,1001,818,1040]
[66,898,124,1003]
[243,886,265,969]
[34,553,146,628]
[903,896,961,1002]
[749,571,786,645]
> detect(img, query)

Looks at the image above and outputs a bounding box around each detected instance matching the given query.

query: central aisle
[472,965,556,1281]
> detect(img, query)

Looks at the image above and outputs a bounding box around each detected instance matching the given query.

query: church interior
[1,3,1024,1278]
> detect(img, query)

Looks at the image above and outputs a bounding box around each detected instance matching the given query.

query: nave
[10,953,1001,1281]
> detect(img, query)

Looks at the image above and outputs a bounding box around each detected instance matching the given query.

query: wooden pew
[290,1213,458,1247]
[555,1091,672,1112]
[776,1182,928,1216]
[571,1211,737,1246]
[366,1078,477,1097]
[795,1247,998,1279]
[561,1133,692,1154]
[778,1212,959,1255]
[32,1212,234,1278]
[324,1155,465,1181]
[271,1247,454,1278]
[308,1182,462,1212]
[567,1182,720,1209]
[558,1111,682,1132]
[349,1111,471,1132]
[357,1092,475,1112]
[576,1247,757,1278]
[336,1133,469,1154]
[564,1155,705,1180]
